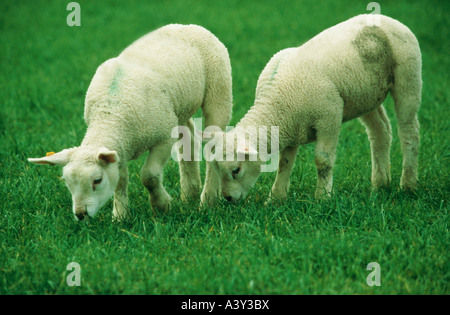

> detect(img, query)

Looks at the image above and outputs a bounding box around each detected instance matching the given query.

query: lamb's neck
[235,104,289,154]
[81,122,129,167]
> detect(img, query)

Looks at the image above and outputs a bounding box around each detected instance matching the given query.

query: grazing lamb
[208,14,421,203]
[28,24,233,220]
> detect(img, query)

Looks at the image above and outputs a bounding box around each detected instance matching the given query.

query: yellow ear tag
[46,152,55,156]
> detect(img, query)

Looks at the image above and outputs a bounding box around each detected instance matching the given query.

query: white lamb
[208,14,421,203]
[28,24,233,220]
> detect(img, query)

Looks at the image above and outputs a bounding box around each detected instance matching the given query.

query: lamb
[207,14,421,203]
[28,24,233,221]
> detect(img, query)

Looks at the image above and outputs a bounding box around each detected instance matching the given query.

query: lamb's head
[28,146,120,221]
[207,131,262,203]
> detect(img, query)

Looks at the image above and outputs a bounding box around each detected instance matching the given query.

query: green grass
[0,0,448,295]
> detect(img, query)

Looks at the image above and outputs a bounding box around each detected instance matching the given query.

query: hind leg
[395,101,420,191]
[178,119,202,201]
[391,64,421,191]
[359,105,392,189]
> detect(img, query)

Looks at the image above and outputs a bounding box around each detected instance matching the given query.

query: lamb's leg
[200,50,232,206]
[269,146,299,201]
[113,166,129,221]
[201,110,231,206]
[359,105,392,189]
[395,102,420,191]
[391,63,421,191]
[178,119,201,201]
[200,145,221,206]
[314,118,341,199]
[141,140,173,213]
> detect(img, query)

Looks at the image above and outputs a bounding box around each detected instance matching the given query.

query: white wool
[213,15,421,202]
[83,24,232,163]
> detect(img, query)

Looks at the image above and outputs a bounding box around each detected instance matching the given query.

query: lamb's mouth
[74,205,96,221]
[74,209,88,221]
[223,192,242,203]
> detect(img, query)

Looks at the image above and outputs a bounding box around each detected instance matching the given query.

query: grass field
[0,0,448,295]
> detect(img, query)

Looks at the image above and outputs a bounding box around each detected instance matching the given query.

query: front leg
[179,119,202,201]
[141,140,174,213]
[200,161,221,206]
[113,166,129,221]
[268,146,299,202]
[200,111,229,206]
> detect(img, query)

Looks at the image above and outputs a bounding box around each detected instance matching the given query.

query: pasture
[0,0,448,294]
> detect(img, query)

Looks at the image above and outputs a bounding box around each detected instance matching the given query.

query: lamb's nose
[224,196,232,202]
[75,211,86,221]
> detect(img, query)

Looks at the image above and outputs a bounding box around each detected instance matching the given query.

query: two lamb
[28,14,422,219]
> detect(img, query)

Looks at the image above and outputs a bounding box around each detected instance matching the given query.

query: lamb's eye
[231,167,240,178]
[93,177,102,185]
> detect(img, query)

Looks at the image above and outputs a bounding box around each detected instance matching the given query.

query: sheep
[28,24,233,221]
[207,14,421,203]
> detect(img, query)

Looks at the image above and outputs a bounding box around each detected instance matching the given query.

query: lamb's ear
[28,148,75,166]
[97,148,119,165]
